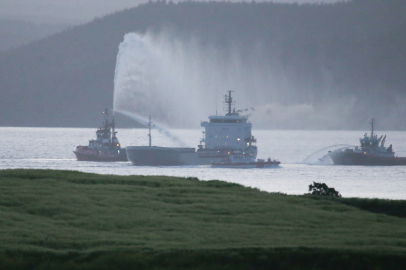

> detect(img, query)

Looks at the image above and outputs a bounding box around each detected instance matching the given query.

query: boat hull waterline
[126,146,227,166]
[74,146,127,162]
[329,151,406,166]
[211,161,280,168]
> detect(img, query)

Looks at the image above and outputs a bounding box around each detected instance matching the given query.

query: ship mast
[225,90,234,116]
[103,109,109,141]
[103,109,108,127]
[370,118,374,137]
[112,114,115,140]
[103,108,115,142]
[148,115,152,147]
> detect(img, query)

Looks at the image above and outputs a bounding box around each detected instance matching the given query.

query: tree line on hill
[0,0,405,129]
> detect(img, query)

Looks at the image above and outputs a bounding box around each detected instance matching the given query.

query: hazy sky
[0,0,346,24]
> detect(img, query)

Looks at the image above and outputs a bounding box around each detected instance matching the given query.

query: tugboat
[126,91,265,165]
[73,109,127,161]
[328,119,406,165]
[211,151,280,168]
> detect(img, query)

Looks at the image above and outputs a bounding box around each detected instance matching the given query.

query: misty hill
[0,19,69,52]
[0,0,405,129]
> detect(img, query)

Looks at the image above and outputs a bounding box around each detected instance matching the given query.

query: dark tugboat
[73,109,127,161]
[328,119,406,165]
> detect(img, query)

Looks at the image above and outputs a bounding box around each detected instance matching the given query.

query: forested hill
[0,0,405,129]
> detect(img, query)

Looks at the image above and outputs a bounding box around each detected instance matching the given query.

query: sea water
[1,127,405,199]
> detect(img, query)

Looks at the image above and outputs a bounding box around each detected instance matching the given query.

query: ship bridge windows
[210,119,242,123]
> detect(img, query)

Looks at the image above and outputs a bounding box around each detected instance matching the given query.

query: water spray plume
[301,144,355,165]
[113,32,202,127]
[112,30,374,130]
[113,110,186,147]
[112,31,283,128]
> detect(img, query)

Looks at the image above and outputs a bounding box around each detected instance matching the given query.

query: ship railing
[245,137,257,142]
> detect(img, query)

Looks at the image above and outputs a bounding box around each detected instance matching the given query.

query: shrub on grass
[308,182,341,197]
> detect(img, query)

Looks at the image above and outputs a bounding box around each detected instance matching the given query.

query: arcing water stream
[113,110,186,147]
[301,144,355,165]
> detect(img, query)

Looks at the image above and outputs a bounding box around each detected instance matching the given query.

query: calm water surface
[1,127,405,199]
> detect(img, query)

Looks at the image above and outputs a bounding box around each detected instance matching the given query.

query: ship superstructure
[197,91,257,158]
[328,119,406,165]
[74,109,127,161]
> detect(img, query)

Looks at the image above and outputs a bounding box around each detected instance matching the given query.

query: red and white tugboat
[73,109,127,161]
[211,151,280,168]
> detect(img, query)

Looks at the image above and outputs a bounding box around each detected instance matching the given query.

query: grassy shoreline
[1,169,405,269]
[2,248,406,270]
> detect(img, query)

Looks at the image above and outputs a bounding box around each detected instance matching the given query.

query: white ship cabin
[200,112,256,150]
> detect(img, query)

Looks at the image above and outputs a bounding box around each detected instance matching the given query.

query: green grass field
[1,169,406,269]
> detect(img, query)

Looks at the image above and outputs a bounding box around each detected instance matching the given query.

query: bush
[308,182,341,197]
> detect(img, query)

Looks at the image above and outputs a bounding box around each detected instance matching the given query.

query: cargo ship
[73,109,127,161]
[126,91,261,166]
[328,119,406,165]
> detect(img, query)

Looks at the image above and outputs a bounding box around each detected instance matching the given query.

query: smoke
[113,29,406,130]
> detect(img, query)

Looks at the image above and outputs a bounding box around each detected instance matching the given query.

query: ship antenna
[148,115,152,147]
[225,90,234,116]
[112,113,115,139]
[215,89,218,116]
[228,91,232,115]
[370,118,374,137]
[103,109,112,142]
[103,108,109,128]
